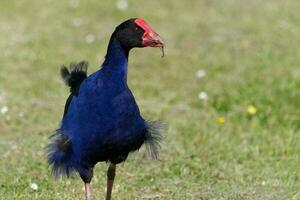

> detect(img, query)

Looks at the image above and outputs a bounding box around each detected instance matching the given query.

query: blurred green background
[0,0,299,199]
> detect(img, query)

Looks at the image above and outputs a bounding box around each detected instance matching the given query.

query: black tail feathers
[145,121,166,160]
[46,130,75,177]
[61,61,88,95]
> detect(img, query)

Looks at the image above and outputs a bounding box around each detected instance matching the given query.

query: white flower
[1,106,8,115]
[72,18,82,27]
[261,181,266,186]
[18,112,25,118]
[85,34,96,44]
[30,183,38,190]
[198,92,208,100]
[196,69,206,78]
[116,0,128,11]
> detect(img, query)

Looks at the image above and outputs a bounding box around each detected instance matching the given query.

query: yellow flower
[217,117,225,124]
[247,105,257,115]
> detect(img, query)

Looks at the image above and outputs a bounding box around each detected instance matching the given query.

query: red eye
[135,27,141,32]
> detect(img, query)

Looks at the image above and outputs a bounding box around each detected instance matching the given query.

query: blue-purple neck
[102,37,129,83]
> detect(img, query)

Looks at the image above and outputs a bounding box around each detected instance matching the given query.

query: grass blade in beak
[160,46,165,58]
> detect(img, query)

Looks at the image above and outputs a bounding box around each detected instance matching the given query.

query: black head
[112,18,164,51]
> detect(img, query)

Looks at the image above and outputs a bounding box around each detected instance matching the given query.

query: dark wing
[60,61,88,118]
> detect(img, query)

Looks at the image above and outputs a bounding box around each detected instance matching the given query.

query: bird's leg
[80,168,94,200]
[84,183,93,200]
[106,163,116,200]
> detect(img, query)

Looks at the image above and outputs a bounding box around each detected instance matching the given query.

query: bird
[47,18,164,200]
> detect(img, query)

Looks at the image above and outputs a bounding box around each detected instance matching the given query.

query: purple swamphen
[47,18,164,200]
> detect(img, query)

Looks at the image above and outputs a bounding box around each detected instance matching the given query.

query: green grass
[0,0,299,199]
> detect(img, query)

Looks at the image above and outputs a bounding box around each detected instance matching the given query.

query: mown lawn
[0,0,299,199]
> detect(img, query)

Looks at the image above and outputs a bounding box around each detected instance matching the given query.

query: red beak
[135,18,164,48]
[142,31,164,47]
